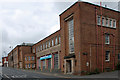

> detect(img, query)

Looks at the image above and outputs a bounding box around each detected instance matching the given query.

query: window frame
[105,51,110,62]
[105,34,110,45]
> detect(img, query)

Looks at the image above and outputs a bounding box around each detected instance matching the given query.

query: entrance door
[66,60,72,73]
[48,59,51,70]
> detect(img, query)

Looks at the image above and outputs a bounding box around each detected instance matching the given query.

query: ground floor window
[54,53,58,69]
[28,64,31,68]
[32,64,34,68]
[26,64,27,68]
[105,51,110,61]
[48,59,51,70]
[42,60,45,70]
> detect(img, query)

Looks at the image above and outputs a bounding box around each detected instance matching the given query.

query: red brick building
[24,53,35,69]
[33,30,61,72]
[8,43,35,69]
[2,57,8,67]
[60,2,120,75]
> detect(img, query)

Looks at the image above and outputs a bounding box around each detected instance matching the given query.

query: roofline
[59,1,120,16]
[8,45,32,55]
[33,29,61,46]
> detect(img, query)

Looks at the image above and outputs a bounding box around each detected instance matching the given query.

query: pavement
[1,67,120,80]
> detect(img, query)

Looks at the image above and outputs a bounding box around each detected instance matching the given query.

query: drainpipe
[100,2,104,72]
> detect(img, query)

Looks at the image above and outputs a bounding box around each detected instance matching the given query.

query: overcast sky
[0,0,119,61]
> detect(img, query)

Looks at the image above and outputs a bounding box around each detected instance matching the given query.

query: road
[1,67,120,80]
[2,67,61,79]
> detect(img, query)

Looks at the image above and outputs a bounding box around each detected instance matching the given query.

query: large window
[48,40,50,47]
[54,54,58,69]
[32,56,34,60]
[43,43,45,50]
[32,64,34,68]
[55,37,58,45]
[25,57,27,61]
[102,17,105,26]
[97,16,101,25]
[113,20,116,28]
[33,48,35,53]
[106,18,108,27]
[26,64,27,68]
[28,64,31,68]
[46,42,47,49]
[109,19,112,27]
[59,35,61,44]
[105,34,110,44]
[105,51,110,61]
[28,56,30,61]
[40,45,42,50]
[52,39,54,46]
[68,18,74,53]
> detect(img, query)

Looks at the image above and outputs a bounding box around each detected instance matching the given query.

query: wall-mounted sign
[40,55,52,60]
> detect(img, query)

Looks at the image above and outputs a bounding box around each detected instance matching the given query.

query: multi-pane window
[109,19,112,27]
[52,39,54,46]
[28,64,30,68]
[68,18,74,53]
[106,18,108,27]
[28,56,30,61]
[55,37,58,45]
[97,15,116,29]
[26,64,27,68]
[113,20,116,28]
[59,35,61,44]
[105,51,110,61]
[32,56,34,60]
[33,48,35,53]
[32,64,34,68]
[118,54,120,60]
[48,40,50,47]
[102,17,105,26]
[46,42,47,49]
[43,43,45,50]
[105,34,110,44]
[40,45,42,50]
[97,16,101,25]
[54,54,58,69]
[25,57,27,61]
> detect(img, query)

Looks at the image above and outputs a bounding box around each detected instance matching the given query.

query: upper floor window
[59,35,61,44]
[106,18,108,27]
[48,40,50,47]
[40,45,42,50]
[55,37,58,45]
[52,39,54,46]
[109,19,112,27]
[102,17,105,26]
[43,43,45,50]
[97,16,101,25]
[105,34,110,44]
[105,51,110,61]
[33,48,35,53]
[25,57,27,61]
[28,56,30,61]
[46,42,47,49]
[113,20,116,28]
[68,18,74,53]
